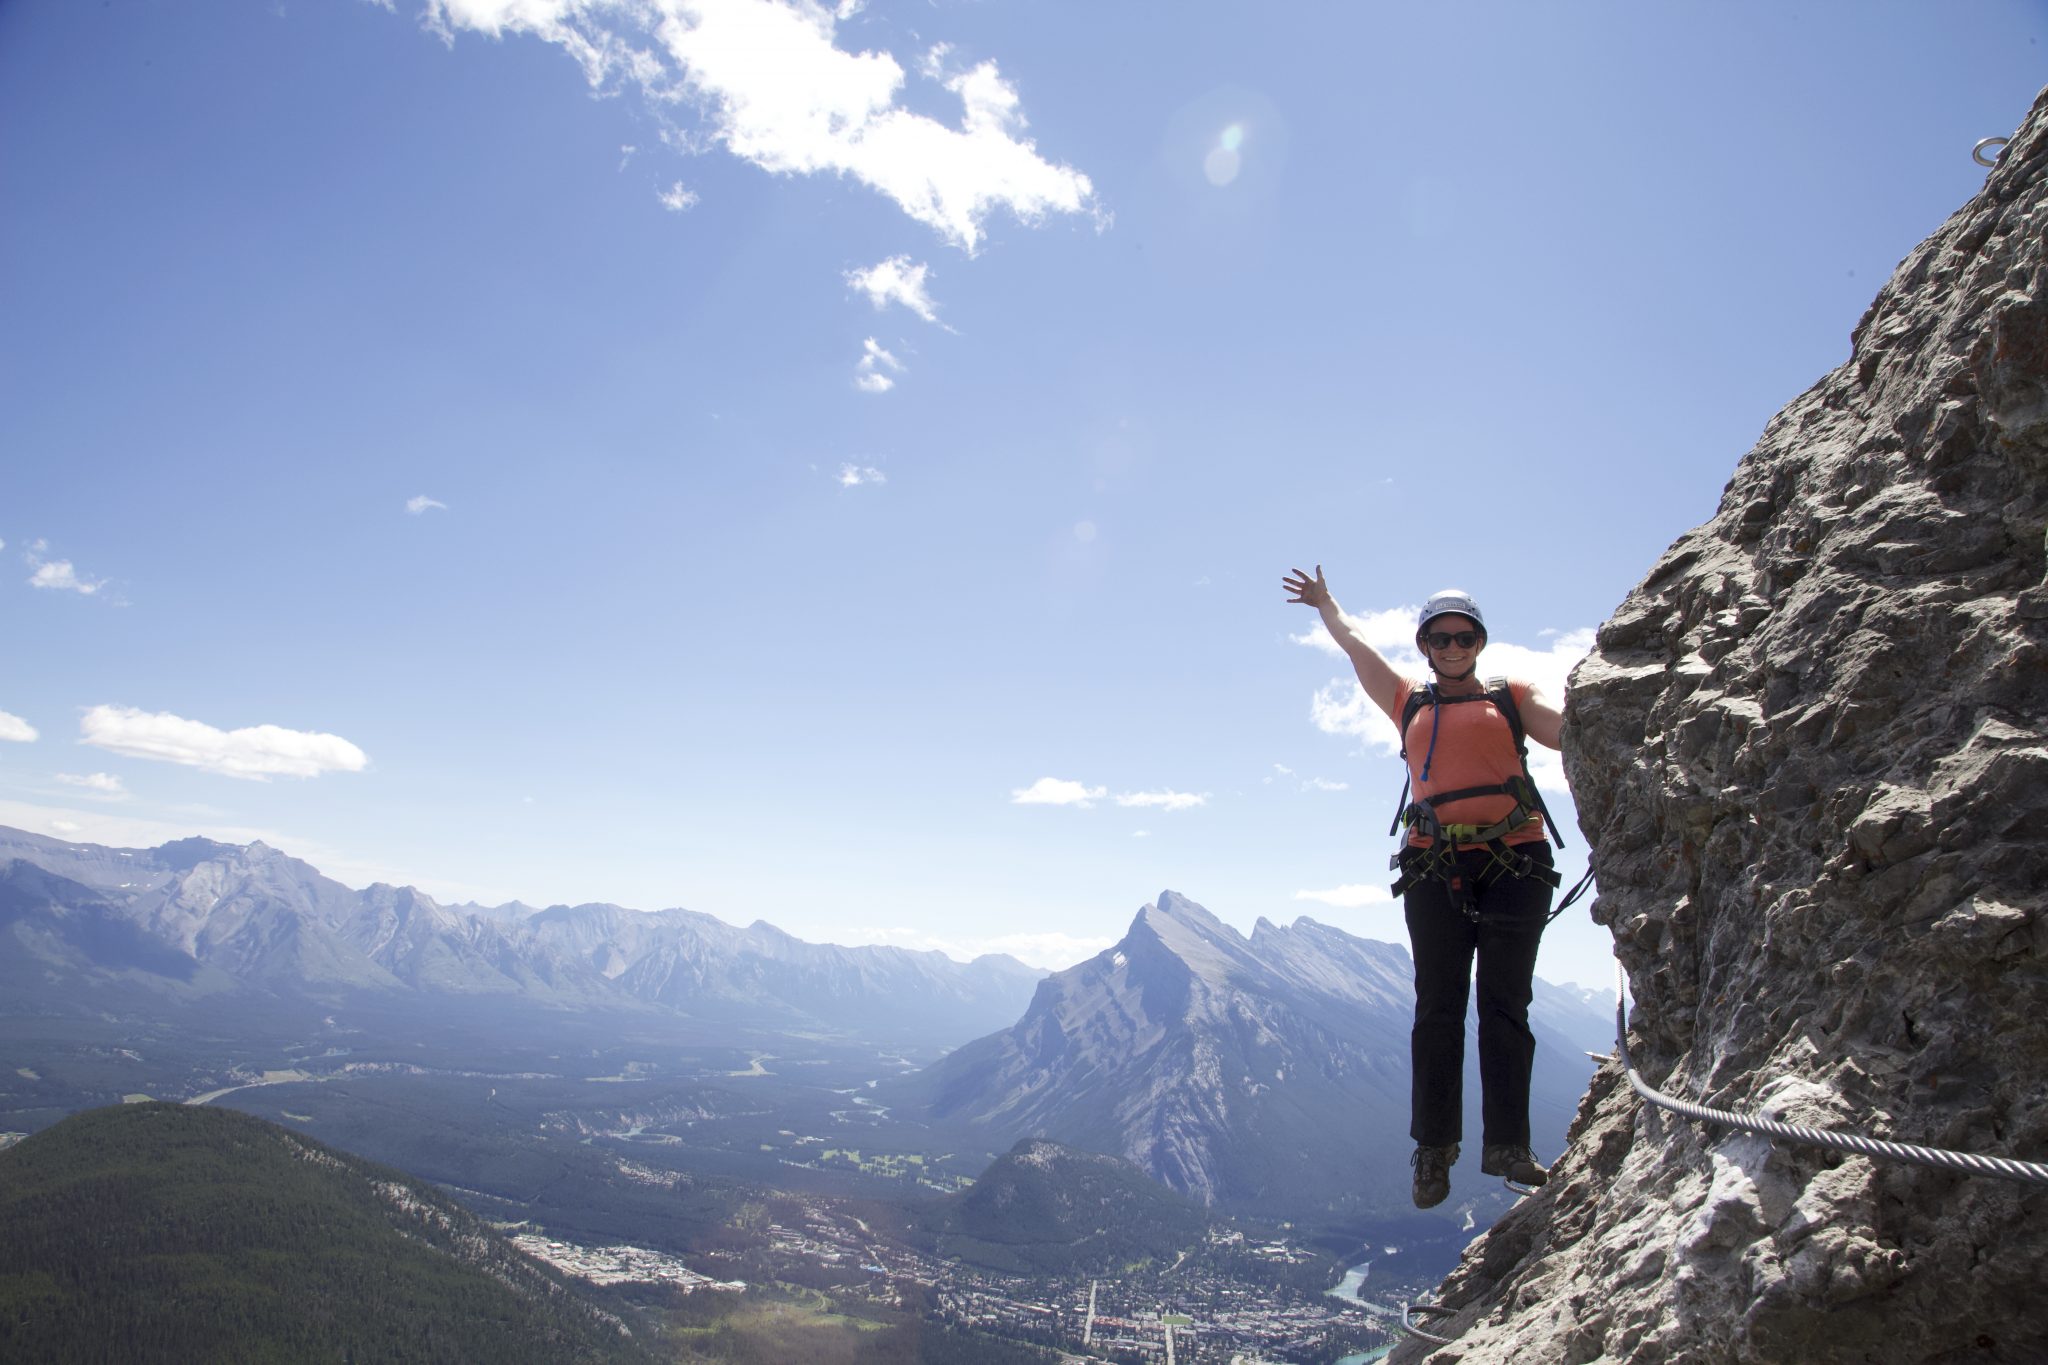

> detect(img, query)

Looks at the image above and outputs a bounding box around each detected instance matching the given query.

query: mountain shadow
[0,1102,655,1364]
[917,1138,1213,1276]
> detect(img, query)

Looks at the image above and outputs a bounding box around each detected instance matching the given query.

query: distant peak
[1150,890,1222,924]
[1134,893,1236,949]
[151,836,241,872]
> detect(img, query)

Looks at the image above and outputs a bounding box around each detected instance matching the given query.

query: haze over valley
[2,824,1612,1360]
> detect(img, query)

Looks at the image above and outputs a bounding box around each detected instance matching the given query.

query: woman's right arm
[1283,565,1406,718]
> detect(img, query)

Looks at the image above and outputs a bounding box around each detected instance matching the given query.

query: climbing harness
[1613,959,2048,1187]
[1386,677,1595,920]
[1973,136,2010,168]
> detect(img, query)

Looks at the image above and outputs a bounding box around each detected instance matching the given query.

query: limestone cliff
[1393,87,2048,1364]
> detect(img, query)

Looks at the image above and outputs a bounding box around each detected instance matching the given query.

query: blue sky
[3,0,2043,989]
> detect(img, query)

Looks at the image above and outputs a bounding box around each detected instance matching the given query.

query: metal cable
[1380,961,2048,1355]
[1613,960,2048,1187]
[1400,1301,1457,1346]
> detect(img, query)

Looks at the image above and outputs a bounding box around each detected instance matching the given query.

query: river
[1327,1261,1402,1365]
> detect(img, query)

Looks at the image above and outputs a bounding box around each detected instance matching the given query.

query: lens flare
[1204,123,1245,186]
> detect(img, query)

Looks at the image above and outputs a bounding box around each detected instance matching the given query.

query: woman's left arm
[1519,683,1564,750]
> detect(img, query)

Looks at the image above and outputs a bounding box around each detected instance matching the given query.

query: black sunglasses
[1425,630,1481,649]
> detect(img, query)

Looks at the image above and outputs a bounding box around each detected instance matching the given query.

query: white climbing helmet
[1416,589,1487,643]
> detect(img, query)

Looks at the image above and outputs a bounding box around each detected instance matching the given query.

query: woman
[1284,565,1563,1209]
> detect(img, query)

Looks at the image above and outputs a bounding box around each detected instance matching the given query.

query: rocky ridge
[0,825,1041,1047]
[1391,88,2048,1363]
[905,891,1612,1220]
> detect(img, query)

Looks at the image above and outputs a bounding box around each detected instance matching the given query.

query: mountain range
[894,891,1611,1219]
[3,828,1613,1229]
[0,825,1041,1047]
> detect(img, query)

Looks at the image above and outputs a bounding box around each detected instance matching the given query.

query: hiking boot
[1481,1144,1548,1186]
[1411,1143,1458,1208]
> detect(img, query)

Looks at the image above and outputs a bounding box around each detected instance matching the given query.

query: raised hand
[1283,565,1330,608]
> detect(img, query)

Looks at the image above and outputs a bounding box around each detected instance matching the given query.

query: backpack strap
[1485,677,1567,850]
[1485,677,1522,749]
[1387,682,1432,836]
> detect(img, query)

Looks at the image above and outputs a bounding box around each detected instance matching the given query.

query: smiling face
[1420,612,1485,680]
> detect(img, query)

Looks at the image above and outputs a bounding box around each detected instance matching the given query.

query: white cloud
[1303,776,1349,792]
[658,180,699,211]
[0,711,37,743]
[1297,605,1594,775]
[27,557,106,596]
[419,0,1096,253]
[1481,629,1596,704]
[1011,776,1106,807]
[854,336,903,392]
[1292,604,1421,662]
[406,495,448,515]
[1114,790,1207,811]
[0,797,514,904]
[1521,738,1569,796]
[846,255,943,324]
[1012,779,1209,812]
[55,772,129,799]
[1309,678,1399,755]
[838,464,886,487]
[0,799,274,850]
[1294,883,1396,910]
[80,705,370,781]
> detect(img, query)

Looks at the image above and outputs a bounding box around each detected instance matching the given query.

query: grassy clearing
[655,1284,892,1365]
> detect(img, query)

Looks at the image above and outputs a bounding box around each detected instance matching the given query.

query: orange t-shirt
[1388,678,1546,847]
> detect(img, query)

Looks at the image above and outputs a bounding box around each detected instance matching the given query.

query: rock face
[1391,90,2048,1364]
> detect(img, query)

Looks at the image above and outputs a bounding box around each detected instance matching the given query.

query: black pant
[1402,843,1553,1149]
